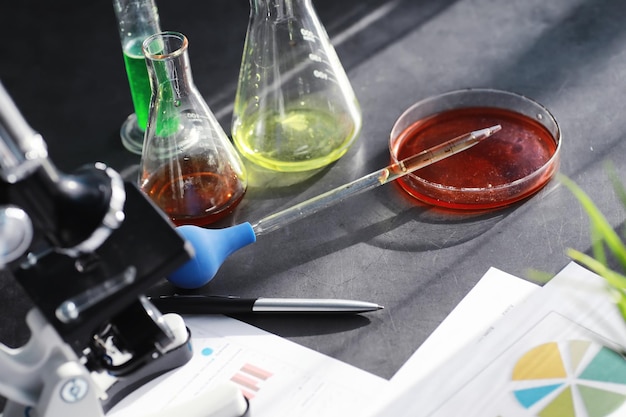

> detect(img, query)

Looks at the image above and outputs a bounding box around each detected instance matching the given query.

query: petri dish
[389,89,561,210]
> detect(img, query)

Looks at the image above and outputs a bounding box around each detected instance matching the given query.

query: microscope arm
[0,309,249,417]
[1,309,106,417]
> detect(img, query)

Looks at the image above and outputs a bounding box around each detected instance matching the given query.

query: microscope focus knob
[0,205,33,264]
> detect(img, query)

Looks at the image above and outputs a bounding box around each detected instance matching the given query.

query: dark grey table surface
[1,0,625,410]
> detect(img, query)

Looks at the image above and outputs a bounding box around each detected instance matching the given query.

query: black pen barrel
[151,297,256,314]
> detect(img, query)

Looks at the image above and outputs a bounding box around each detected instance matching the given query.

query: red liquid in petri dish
[391,107,559,210]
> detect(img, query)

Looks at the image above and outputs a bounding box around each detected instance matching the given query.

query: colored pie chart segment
[511,340,626,417]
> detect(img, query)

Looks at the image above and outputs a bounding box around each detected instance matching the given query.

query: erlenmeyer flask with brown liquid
[139,32,247,226]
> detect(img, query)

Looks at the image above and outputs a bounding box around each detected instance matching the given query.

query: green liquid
[123,40,151,130]
[233,107,359,172]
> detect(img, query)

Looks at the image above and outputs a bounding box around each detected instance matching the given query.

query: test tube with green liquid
[113,0,162,155]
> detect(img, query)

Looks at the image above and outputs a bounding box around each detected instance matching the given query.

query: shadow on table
[232,313,373,337]
[227,185,521,287]
[323,0,461,70]
[489,0,626,106]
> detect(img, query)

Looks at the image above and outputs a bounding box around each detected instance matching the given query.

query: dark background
[2,0,626,413]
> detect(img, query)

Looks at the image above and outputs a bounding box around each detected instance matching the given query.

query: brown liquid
[142,156,246,226]
[392,107,559,210]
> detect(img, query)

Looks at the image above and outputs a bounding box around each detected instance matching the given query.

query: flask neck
[250,0,312,19]
[143,32,195,100]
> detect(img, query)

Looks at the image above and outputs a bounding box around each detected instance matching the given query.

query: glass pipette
[168,124,501,289]
[251,124,501,235]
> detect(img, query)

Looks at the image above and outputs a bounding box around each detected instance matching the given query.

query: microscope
[0,82,249,417]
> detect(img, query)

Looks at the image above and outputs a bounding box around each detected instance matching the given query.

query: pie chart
[511,340,626,417]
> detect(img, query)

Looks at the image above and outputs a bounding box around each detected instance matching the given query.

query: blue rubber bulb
[168,222,257,289]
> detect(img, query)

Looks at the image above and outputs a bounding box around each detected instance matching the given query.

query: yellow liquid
[233,107,359,172]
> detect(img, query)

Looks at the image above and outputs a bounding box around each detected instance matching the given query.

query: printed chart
[511,340,626,417]
[230,362,274,400]
[413,312,626,417]
[195,344,276,402]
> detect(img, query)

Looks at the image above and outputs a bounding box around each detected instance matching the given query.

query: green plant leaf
[559,174,626,272]
[567,248,626,322]
[566,248,626,290]
[590,223,608,266]
[607,162,626,210]
[526,268,553,284]
[609,287,626,321]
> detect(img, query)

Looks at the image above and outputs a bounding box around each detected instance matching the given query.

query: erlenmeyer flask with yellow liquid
[232,0,362,172]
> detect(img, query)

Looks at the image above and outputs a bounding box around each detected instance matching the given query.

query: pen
[149,295,384,314]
